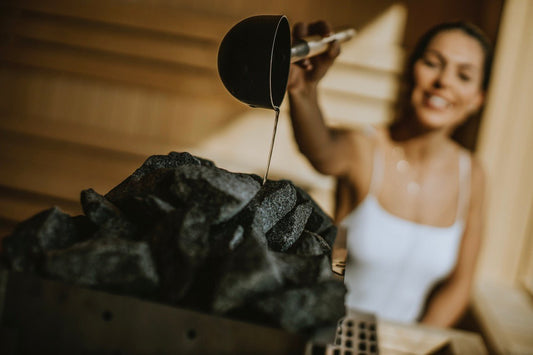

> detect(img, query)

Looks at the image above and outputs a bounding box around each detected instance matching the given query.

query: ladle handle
[290,28,356,63]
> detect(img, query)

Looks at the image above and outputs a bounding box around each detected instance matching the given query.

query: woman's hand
[287,21,341,95]
[286,20,355,178]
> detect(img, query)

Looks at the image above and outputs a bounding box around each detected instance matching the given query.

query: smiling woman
[410,30,485,130]
[287,21,493,327]
[398,22,492,137]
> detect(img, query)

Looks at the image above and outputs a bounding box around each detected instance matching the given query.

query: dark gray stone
[170,165,261,224]
[105,168,177,211]
[70,215,98,239]
[0,151,347,335]
[208,221,246,256]
[104,151,213,207]
[131,152,215,180]
[81,188,136,239]
[114,194,177,235]
[149,207,211,304]
[2,207,83,272]
[212,227,283,314]
[294,186,337,247]
[44,237,159,297]
[248,180,297,234]
[251,280,347,333]
[319,225,338,249]
[138,194,175,215]
[266,202,312,252]
[273,252,333,286]
[286,230,332,256]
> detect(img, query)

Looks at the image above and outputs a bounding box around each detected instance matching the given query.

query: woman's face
[410,29,485,130]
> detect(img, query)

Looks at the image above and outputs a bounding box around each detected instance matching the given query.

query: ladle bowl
[217,15,356,110]
[217,15,291,110]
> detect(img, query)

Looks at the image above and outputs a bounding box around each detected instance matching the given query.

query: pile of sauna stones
[0,152,345,334]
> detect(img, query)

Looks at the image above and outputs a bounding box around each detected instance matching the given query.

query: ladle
[217,15,356,110]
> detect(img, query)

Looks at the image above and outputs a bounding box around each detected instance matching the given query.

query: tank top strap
[456,150,472,222]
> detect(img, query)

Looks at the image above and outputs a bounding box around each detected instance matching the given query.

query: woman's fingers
[308,20,333,37]
[328,40,341,59]
[292,22,313,70]
[308,20,340,62]
[292,22,308,42]
[290,20,338,80]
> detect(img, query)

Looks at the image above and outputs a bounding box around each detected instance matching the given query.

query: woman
[287,21,492,327]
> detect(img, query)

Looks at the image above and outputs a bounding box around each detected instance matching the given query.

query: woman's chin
[414,109,459,131]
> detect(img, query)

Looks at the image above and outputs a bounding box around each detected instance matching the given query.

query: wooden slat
[1,11,218,71]
[317,90,394,126]
[0,112,230,158]
[473,283,533,354]
[520,200,533,296]
[0,1,407,75]
[476,0,533,286]
[3,0,236,42]
[322,62,400,101]
[337,43,405,74]
[0,130,148,202]
[0,40,224,96]
[0,185,82,226]
[277,86,394,127]
[0,67,244,146]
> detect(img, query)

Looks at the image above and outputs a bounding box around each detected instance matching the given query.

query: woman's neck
[388,119,454,164]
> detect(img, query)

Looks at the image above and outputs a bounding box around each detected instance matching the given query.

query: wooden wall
[0,0,401,238]
[472,1,533,353]
[0,0,502,238]
[0,0,244,237]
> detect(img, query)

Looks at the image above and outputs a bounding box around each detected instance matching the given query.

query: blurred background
[0,0,531,353]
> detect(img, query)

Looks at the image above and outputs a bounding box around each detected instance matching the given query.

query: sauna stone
[266,202,313,252]
[81,188,137,239]
[2,207,83,272]
[251,280,346,333]
[286,230,332,256]
[44,236,159,297]
[1,151,343,335]
[247,179,297,234]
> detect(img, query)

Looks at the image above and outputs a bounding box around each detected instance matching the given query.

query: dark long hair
[394,21,494,150]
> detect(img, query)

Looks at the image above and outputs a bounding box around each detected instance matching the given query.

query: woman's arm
[420,157,485,327]
[287,21,355,177]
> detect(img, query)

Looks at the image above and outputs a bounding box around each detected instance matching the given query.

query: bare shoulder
[328,125,377,181]
[342,124,381,150]
[329,125,376,156]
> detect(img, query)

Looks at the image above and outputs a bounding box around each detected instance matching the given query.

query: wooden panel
[0,67,243,148]
[0,40,222,96]
[0,116,192,158]
[0,1,246,229]
[0,130,147,202]
[0,186,82,226]
[321,62,400,101]
[2,0,236,42]
[473,283,533,354]
[476,0,533,286]
[337,43,405,74]
[0,0,406,229]
[520,201,533,296]
[1,11,218,71]
[317,90,394,126]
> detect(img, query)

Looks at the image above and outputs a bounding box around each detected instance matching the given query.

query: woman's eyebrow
[425,48,480,70]
[424,49,445,60]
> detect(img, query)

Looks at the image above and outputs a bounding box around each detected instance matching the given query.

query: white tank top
[341,142,471,323]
